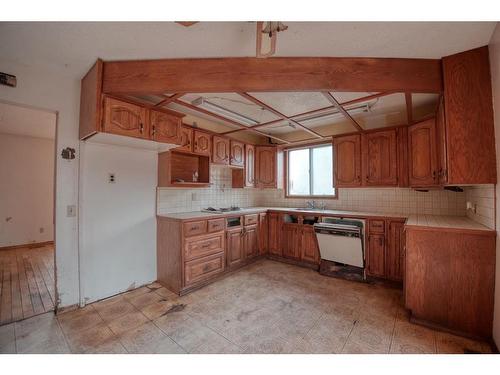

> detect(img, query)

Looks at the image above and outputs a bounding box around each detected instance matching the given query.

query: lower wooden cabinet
[367,233,386,277]
[226,227,244,268]
[386,220,405,281]
[268,213,282,256]
[300,226,319,264]
[282,224,301,259]
[244,225,259,259]
[258,213,268,255]
[184,252,225,287]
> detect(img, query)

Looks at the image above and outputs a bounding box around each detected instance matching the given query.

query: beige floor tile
[303,313,356,353]
[436,331,486,354]
[93,298,137,322]
[0,323,16,353]
[122,286,151,300]
[153,309,191,335]
[58,306,104,335]
[190,333,243,354]
[15,313,70,354]
[119,322,185,354]
[155,287,179,300]
[128,290,164,309]
[82,337,128,354]
[107,310,149,336]
[389,321,436,354]
[65,322,117,353]
[342,315,395,354]
[140,299,183,320]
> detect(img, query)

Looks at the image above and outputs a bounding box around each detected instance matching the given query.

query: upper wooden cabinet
[442,46,497,184]
[256,146,283,189]
[230,141,245,167]
[103,97,149,139]
[150,109,181,144]
[193,130,211,156]
[333,134,362,187]
[408,119,438,187]
[362,129,398,186]
[212,136,230,165]
[245,144,255,187]
[175,125,194,153]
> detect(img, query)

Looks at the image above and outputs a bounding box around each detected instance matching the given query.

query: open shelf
[158,151,210,188]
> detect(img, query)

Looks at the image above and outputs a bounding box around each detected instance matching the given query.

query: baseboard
[55,303,79,315]
[0,240,54,251]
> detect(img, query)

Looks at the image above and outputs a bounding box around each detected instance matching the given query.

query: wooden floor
[0,245,55,326]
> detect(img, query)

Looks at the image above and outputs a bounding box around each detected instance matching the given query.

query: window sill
[285,194,338,200]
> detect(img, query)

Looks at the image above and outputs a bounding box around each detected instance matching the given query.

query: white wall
[489,23,500,347]
[80,142,157,304]
[0,133,55,247]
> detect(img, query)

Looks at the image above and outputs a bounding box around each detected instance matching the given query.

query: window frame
[285,142,337,199]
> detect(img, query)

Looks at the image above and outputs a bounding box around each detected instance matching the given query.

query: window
[286,144,336,198]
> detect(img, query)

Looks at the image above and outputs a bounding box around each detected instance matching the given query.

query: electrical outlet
[108,173,116,183]
[39,227,44,234]
[191,192,199,202]
[66,205,76,217]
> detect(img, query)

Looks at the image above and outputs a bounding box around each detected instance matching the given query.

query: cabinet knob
[139,123,144,133]
[151,125,156,136]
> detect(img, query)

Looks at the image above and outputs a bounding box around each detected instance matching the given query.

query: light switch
[66,205,76,217]
[108,173,116,183]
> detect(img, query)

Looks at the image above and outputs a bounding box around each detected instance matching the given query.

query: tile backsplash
[464,185,496,229]
[157,166,469,217]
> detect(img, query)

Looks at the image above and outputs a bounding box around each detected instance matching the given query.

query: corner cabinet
[333,134,362,187]
[408,119,438,187]
[103,97,149,139]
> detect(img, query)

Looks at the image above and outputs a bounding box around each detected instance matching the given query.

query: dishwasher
[314,217,366,281]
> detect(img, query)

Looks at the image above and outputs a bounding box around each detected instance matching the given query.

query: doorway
[0,101,57,325]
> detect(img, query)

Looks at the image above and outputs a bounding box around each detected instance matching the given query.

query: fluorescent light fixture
[297,104,371,124]
[191,97,259,126]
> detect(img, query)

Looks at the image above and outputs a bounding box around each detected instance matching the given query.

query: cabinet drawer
[183,220,207,237]
[184,233,224,261]
[244,214,258,226]
[184,252,225,286]
[208,218,225,233]
[369,219,385,233]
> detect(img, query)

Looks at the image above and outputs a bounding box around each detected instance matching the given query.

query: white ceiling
[0,22,496,78]
[0,102,56,139]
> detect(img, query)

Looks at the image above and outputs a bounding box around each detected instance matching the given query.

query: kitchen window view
[287,144,336,197]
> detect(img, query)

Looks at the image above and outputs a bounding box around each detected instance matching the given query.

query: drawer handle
[191,226,199,230]
[201,244,211,249]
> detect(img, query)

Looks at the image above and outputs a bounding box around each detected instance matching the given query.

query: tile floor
[0,259,493,354]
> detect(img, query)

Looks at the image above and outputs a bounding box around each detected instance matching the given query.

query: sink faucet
[306,200,316,209]
[306,200,326,210]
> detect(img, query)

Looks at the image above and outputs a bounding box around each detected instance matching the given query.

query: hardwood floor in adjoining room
[0,245,55,326]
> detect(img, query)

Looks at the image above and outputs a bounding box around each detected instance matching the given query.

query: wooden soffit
[101,57,443,95]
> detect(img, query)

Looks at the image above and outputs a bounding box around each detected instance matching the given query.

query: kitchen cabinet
[300,226,319,264]
[435,98,448,185]
[193,130,211,156]
[408,119,438,187]
[258,212,268,255]
[150,109,182,144]
[226,227,244,268]
[282,224,300,259]
[244,225,259,259]
[230,141,245,167]
[255,146,283,188]
[442,46,496,184]
[245,144,256,187]
[362,130,398,186]
[405,226,495,338]
[367,234,385,277]
[268,213,282,256]
[386,220,405,282]
[213,136,230,165]
[158,151,210,188]
[175,125,194,153]
[333,134,362,187]
[103,97,149,139]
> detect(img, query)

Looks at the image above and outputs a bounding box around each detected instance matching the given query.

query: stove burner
[202,206,241,213]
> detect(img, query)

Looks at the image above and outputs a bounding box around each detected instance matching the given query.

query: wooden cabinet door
[333,134,361,187]
[103,97,148,139]
[245,144,256,187]
[212,136,230,164]
[362,130,398,186]
[230,141,245,167]
[386,221,405,282]
[255,146,277,188]
[367,234,385,277]
[408,119,438,187]
[443,46,496,185]
[226,228,244,267]
[282,224,300,259]
[175,126,193,153]
[244,225,259,259]
[150,110,181,144]
[436,97,448,185]
[258,213,268,255]
[301,226,319,264]
[268,213,282,256]
[193,130,211,156]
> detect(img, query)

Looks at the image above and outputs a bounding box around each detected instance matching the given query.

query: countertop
[157,207,407,221]
[405,214,494,232]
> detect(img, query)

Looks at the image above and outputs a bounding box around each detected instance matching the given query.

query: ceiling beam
[102,57,443,94]
[405,92,413,125]
[238,92,325,139]
[170,97,290,144]
[322,92,364,132]
[154,93,184,107]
